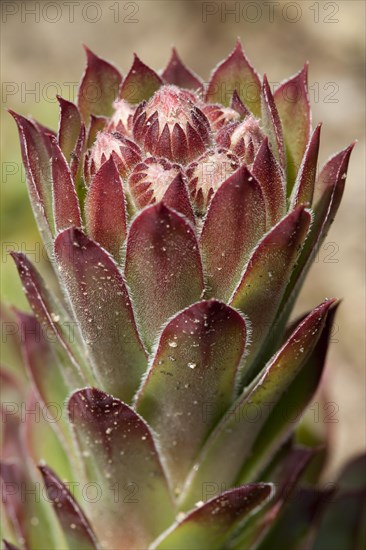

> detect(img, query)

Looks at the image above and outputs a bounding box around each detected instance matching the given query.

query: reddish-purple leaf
[57,95,82,163]
[10,252,87,382]
[22,391,75,490]
[200,166,267,301]
[70,123,86,182]
[120,54,162,103]
[78,46,122,124]
[14,311,80,462]
[136,300,247,488]
[162,48,202,90]
[39,465,99,550]
[54,228,147,402]
[252,137,286,227]
[14,311,69,418]
[51,138,82,232]
[290,124,321,208]
[162,172,195,225]
[125,203,204,349]
[230,207,311,382]
[85,157,127,262]
[1,460,57,549]
[181,300,335,509]
[205,40,261,116]
[281,143,355,312]
[9,111,54,242]
[261,75,286,168]
[86,114,108,148]
[230,89,251,118]
[68,388,175,549]
[274,64,311,190]
[313,142,355,214]
[232,446,317,549]
[153,484,272,550]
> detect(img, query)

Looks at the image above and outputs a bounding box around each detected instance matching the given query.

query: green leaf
[180,299,335,510]
[136,300,247,490]
[230,206,311,385]
[274,64,311,192]
[39,465,99,550]
[54,228,147,402]
[68,388,175,549]
[153,484,272,550]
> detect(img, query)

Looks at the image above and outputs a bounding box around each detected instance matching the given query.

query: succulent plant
[1,41,364,550]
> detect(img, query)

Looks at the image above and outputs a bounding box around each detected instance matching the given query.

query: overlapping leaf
[180,299,335,509]
[68,388,175,549]
[78,46,122,123]
[153,484,272,550]
[200,166,266,301]
[54,228,147,402]
[125,203,204,349]
[85,157,127,262]
[136,300,247,489]
[205,40,261,116]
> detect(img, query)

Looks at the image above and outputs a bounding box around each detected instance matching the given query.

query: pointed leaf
[125,203,204,349]
[162,48,202,90]
[162,172,196,225]
[9,111,54,243]
[180,300,335,509]
[86,115,107,149]
[68,388,175,549]
[54,228,147,402]
[274,64,311,190]
[23,391,76,490]
[205,40,261,116]
[51,138,82,231]
[10,252,87,383]
[78,46,122,123]
[0,461,59,549]
[70,123,86,184]
[253,487,332,550]
[85,157,127,262]
[290,124,321,208]
[153,484,272,550]
[233,446,318,549]
[200,166,266,301]
[252,137,286,227]
[57,96,82,162]
[14,311,79,464]
[39,465,98,550]
[230,89,251,118]
[230,207,311,384]
[313,143,355,212]
[136,300,247,489]
[279,144,354,324]
[120,54,162,103]
[261,75,286,167]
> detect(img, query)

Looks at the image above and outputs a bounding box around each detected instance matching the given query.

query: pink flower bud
[217,116,264,166]
[187,148,240,214]
[85,131,141,183]
[133,85,211,164]
[128,157,181,209]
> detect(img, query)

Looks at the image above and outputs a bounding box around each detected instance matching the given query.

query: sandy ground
[1,0,365,479]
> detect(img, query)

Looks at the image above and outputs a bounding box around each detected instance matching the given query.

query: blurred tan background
[1,0,365,477]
